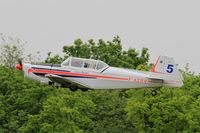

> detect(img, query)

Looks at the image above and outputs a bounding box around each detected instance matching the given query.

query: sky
[0,0,200,73]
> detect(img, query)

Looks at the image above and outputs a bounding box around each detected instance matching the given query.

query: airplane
[16,56,183,96]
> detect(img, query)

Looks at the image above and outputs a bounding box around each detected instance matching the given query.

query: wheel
[80,88,88,92]
[48,81,54,85]
[69,87,77,91]
[151,90,157,96]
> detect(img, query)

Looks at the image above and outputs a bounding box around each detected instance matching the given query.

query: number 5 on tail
[167,64,174,73]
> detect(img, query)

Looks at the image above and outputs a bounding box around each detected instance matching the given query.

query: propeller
[18,59,22,66]
[16,59,23,71]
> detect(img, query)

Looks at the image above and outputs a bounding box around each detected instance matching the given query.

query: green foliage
[45,52,64,64]
[0,66,132,132]
[1,66,200,133]
[87,91,135,133]
[19,90,95,133]
[0,66,54,132]
[125,73,200,133]
[46,36,150,70]
[0,44,24,68]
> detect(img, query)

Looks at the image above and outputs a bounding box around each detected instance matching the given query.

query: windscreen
[96,61,108,70]
[71,58,83,68]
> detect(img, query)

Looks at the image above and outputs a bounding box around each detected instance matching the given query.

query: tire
[69,87,77,91]
[81,88,88,92]
[48,81,54,85]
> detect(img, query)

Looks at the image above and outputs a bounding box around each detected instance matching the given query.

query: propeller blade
[18,59,22,66]
[16,58,23,71]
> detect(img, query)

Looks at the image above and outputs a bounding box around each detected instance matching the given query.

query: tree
[45,52,63,64]
[0,44,24,68]
[46,36,150,70]
[0,33,43,67]
[44,36,150,132]
[125,72,200,132]
[19,90,96,133]
[25,51,42,64]
[0,33,27,68]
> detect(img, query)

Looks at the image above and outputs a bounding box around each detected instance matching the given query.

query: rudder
[151,56,183,81]
[151,56,176,74]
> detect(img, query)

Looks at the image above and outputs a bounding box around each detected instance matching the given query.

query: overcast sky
[0,0,199,73]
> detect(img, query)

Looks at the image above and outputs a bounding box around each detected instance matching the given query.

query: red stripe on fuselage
[28,67,181,86]
[28,67,176,84]
[28,67,129,81]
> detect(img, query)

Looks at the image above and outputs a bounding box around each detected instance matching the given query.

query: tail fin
[151,56,176,75]
[151,56,183,87]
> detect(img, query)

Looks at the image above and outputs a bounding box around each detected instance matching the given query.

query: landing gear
[69,86,77,91]
[69,87,88,92]
[80,88,88,92]
[151,89,157,96]
[48,81,54,85]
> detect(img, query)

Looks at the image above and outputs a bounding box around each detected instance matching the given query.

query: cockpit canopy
[61,57,109,70]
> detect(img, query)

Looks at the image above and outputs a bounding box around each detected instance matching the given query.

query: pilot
[84,63,89,68]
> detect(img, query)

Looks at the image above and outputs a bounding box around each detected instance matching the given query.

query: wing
[45,74,89,88]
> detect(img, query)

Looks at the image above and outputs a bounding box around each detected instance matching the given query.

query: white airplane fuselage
[21,56,183,91]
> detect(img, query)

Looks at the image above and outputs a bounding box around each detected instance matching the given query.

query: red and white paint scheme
[16,56,183,95]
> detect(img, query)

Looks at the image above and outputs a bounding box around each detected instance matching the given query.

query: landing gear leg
[151,89,157,96]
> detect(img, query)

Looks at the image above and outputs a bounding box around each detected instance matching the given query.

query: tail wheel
[151,90,157,96]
